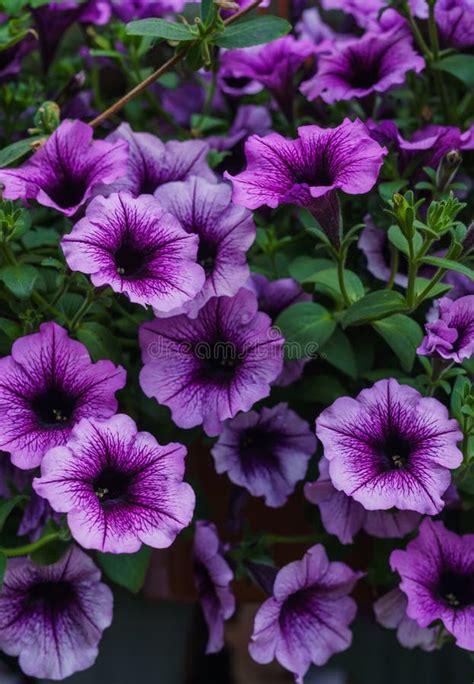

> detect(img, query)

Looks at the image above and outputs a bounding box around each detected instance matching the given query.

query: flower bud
[33,101,61,134]
[436,149,462,192]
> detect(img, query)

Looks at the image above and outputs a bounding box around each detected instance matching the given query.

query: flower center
[47,175,88,210]
[197,239,218,276]
[439,570,474,608]
[93,467,130,504]
[346,51,381,89]
[198,341,242,382]
[379,432,412,470]
[31,386,76,427]
[114,240,147,277]
[239,428,277,472]
[224,76,252,89]
[28,580,76,612]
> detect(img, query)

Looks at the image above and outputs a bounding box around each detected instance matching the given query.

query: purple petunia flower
[0,546,113,680]
[374,588,437,651]
[154,177,255,317]
[320,0,427,29]
[295,7,336,45]
[212,403,316,507]
[316,378,463,515]
[139,288,284,436]
[207,105,272,153]
[0,120,128,216]
[300,29,424,104]
[304,457,420,544]
[417,295,474,363]
[99,123,215,197]
[249,544,362,682]
[391,518,474,651]
[0,321,126,470]
[61,192,205,311]
[33,414,195,553]
[110,0,186,21]
[436,0,474,49]
[193,520,235,654]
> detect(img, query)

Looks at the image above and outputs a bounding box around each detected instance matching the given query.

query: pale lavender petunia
[0,546,113,680]
[33,414,195,554]
[316,378,463,515]
[373,588,437,651]
[417,295,474,363]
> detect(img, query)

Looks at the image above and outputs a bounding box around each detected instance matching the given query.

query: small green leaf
[342,290,407,328]
[319,327,358,378]
[288,256,334,283]
[40,257,63,269]
[211,16,291,48]
[434,54,474,88]
[420,256,474,281]
[312,268,365,304]
[126,18,197,41]
[0,136,43,168]
[97,546,152,593]
[0,317,20,341]
[414,278,452,298]
[378,179,408,201]
[293,374,347,404]
[77,322,121,363]
[451,376,471,424]
[22,227,60,249]
[201,0,216,25]
[372,314,423,372]
[0,264,39,299]
[0,495,25,532]
[275,302,336,360]
[387,225,422,256]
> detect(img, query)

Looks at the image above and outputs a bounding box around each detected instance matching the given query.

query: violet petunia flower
[0,321,126,470]
[0,120,128,216]
[436,0,474,49]
[33,414,195,554]
[249,544,362,683]
[110,0,186,21]
[62,192,205,311]
[417,295,474,363]
[304,457,420,544]
[139,288,284,436]
[0,546,113,680]
[295,7,336,45]
[193,520,235,654]
[154,177,255,317]
[207,105,272,153]
[390,518,474,651]
[212,403,316,507]
[316,378,463,515]
[373,588,437,651]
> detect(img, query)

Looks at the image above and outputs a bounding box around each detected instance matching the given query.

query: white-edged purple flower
[61,192,205,311]
[193,520,235,654]
[390,518,474,651]
[0,120,128,216]
[139,288,284,436]
[0,546,113,680]
[304,457,420,544]
[417,295,474,363]
[374,588,437,651]
[154,177,255,317]
[0,322,126,470]
[316,378,463,515]
[249,544,362,683]
[212,403,316,507]
[33,414,195,553]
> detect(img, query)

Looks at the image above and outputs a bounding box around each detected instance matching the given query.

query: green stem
[263,534,321,545]
[402,3,432,59]
[387,245,399,290]
[195,61,218,132]
[337,252,351,307]
[406,237,417,309]
[69,288,98,331]
[0,532,61,558]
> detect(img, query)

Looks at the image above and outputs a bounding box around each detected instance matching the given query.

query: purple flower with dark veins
[0,120,128,216]
[139,288,284,436]
[0,322,126,470]
[304,457,421,544]
[207,105,272,153]
[374,588,437,651]
[62,192,205,311]
[316,378,463,515]
[417,295,474,363]
[33,414,195,553]
[212,403,316,507]
[0,546,113,680]
[110,0,186,21]
[391,518,474,651]
[154,177,255,317]
[193,520,235,654]
[249,544,362,682]
[436,0,474,49]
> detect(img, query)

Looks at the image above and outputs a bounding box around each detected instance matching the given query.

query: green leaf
[288,256,334,283]
[275,302,336,360]
[420,256,474,281]
[77,322,121,363]
[387,225,422,256]
[372,314,423,372]
[97,546,152,593]
[0,264,39,299]
[0,495,25,532]
[434,54,474,88]
[40,257,63,269]
[0,317,20,341]
[451,376,471,423]
[319,327,358,378]
[22,227,60,249]
[293,374,347,404]
[201,0,216,24]
[378,179,408,202]
[414,277,452,298]
[0,552,6,591]
[126,18,197,41]
[0,136,43,168]
[312,268,365,304]
[342,290,407,328]
[211,16,291,48]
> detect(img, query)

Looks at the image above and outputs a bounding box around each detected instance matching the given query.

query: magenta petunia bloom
[373,588,437,651]
[62,192,205,311]
[154,177,255,317]
[0,120,128,216]
[207,105,272,153]
[320,0,427,29]
[316,378,463,515]
[391,518,474,651]
[0,546,113,680]
[436,0,474,49]
[193,520,235,654]
[139,288,284,436]
[304,457,420,544]
[212,403,316,507]
[110,0,186,21]
[249,544,362,682]
[417,295,474,363]
[0,322,126,470]
[300,29,424,104]
[33,414,195,553]
[100,123,215,197]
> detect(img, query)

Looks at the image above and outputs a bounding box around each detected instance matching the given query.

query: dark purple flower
[300,29,424,104]
[417,295,474,363]
[249,544,362,682]
[304,457,420,544]
[62,192,205,311]
[207,105,272,152]
[316,378,463,515]
[0,546,113,680]
[0,120,128,216]
[0,28,35,84]
[212,403,316,507]
[0,322,126,470]
[139,288,284,436]
[391,518,474,651]
[219,49,264,97]
[154,177,255,317]
[436,0,474,49]
[373,588,437,651]
[193,520,235,654]
[34,414,195,553]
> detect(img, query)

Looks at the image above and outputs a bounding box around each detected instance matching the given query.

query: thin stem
[195,59,218,132]
[263,534,321,545]
[387,244,399,289]
[406,237,417,309]
[337,252,351,307]
[0,532,61,558]
[69,288,98,330]
[403,4,432,59]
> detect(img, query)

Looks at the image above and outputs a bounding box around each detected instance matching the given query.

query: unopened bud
[34,101,60,135]
[436,149,462,192]
[215,0,239,9]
